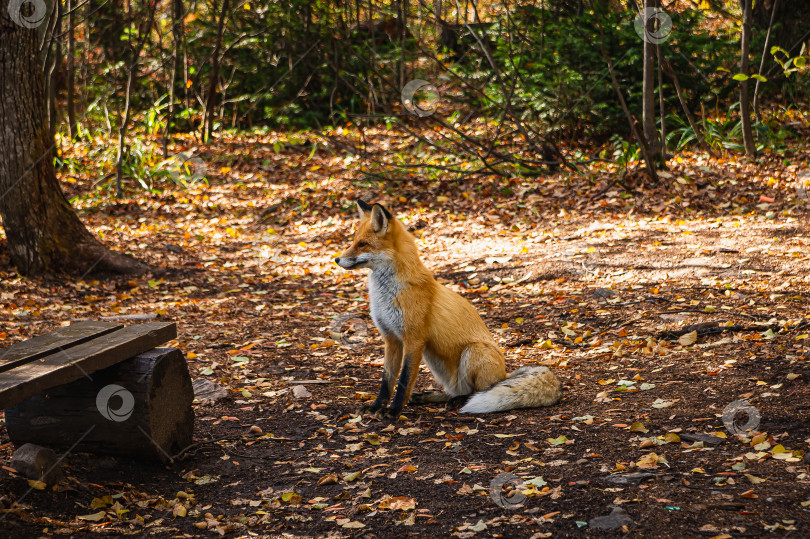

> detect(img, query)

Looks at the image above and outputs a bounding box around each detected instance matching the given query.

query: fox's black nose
[334,257,340,264]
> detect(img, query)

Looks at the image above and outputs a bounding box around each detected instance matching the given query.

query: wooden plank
[0,321,123,374]
[0,322,176,409]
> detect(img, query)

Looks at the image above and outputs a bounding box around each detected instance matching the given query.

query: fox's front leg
[384,341,424,419]
[363,336,403,415]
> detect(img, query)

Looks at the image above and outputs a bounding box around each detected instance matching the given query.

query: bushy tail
[459,366,562,414]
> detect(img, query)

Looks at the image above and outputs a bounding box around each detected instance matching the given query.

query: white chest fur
[368,266,404,339]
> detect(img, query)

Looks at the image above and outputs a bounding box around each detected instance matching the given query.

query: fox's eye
[357,241,368,248]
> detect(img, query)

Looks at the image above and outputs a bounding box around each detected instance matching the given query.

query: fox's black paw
[361,403,383,417]
[383,408,402,420]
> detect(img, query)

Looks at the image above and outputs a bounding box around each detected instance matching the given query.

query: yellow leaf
[379,496,417,510]
[679,331,698,346]
[343,471,361,482]
[547,435,568,445]
[629,422,648,433]
[745,474,766,484]
[91,495,113,509]
[636,453,660,469]
[77,511,107,521]
[364,433,380,445]
[173,503,187,517]
[186,352,198,360]
[317,474,339,486]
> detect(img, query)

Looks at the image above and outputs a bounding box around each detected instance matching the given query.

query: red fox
[335,201,562,418]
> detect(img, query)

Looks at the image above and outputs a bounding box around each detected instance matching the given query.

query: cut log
[0,322,177,409]
[5,348,193,463]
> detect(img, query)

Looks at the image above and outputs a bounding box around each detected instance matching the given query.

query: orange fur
[335,201,561,418]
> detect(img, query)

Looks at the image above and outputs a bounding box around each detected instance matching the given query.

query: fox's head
[335,200,396,270]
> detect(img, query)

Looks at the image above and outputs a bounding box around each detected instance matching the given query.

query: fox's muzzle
[335,257,360,269]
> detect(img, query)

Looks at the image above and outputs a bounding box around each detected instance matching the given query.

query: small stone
[593,288,618,299]
[249,425,263,435]
[192,379,229,403]
[292,385,312,399]
[589,506,634,530]
[10,443,63,485]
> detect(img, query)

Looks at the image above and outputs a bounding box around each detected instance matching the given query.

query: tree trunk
[594,6,658,183]
[661,59,717,158]
[162,0,184,157]
[739,0,756,155]
[66,0,78,139]
[641,0,661,162]
[45,0,61,145]
[203,0,231,143]
[753,0,779,123]
[0,15,145,276]
[657,41,666,162]
[115,5,155,197]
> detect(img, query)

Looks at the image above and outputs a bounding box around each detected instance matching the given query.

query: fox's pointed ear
[370,204,389,235]
[357,199,373,220]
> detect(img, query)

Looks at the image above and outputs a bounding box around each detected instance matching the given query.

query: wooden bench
[0,321,193,462]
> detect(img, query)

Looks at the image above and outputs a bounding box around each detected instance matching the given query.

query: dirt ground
[1,133,810,537]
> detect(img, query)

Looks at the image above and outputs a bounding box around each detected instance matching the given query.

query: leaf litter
[0,126,809,536]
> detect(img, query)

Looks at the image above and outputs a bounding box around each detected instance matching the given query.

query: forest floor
[1,125,810,537]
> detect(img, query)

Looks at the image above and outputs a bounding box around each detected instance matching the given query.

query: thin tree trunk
[740,0,756,155]
[593,4,658,183]
[66,0,78,139]
[0,14,144,276]
[657,41,666,163]
[203,0,230,143]
[163,0,184,157]
[46,0,61,145]
[641,0,661,161]
[753,0,779,123]
[434,0,442,39]
[399,0,407,89]
[115,3,155,197]
[661,59,718,158]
